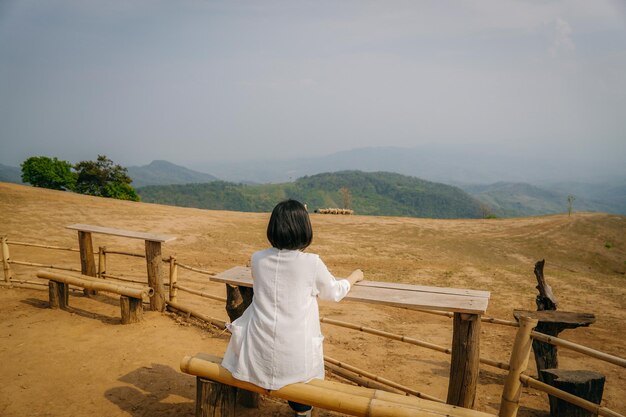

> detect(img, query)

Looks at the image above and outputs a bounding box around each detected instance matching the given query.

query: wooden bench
[66,224,176,311]
[37,270,154,324]
[213,266,490,408]
[180,317,538,417]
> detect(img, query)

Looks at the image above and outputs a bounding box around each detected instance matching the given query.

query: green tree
[74,155,139,201]
[21,156,76,190]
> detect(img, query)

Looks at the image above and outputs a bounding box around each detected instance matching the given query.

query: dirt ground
[0,182,625,417]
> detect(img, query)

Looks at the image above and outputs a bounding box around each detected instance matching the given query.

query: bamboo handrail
[413,309,519,327]
[324,356,444,403]
[101,273,147,285]
[519,374,623,417]
[103,249,146,258]
[9,260,82,273]
[173,284,227,302]
[324,361,406,395]
[166,300,227,329]
[320,317,510,371]
[531,331,626,368]
[7,240,82,253]
[1,279,85,292]
[176,262,215,276]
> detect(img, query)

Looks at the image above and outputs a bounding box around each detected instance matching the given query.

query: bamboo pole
[174,284,226,302]
[101,273,146,285]
[8,240,81,252]
[180,355,490,417]
[498,316,538,417]
[309,378,494,417]
[0,280,84,292]
[104,249,146,258]
[324,356,444,403]
[169,256,178,303]
[176,262,215,276]
[531,331,626,368]
[36,270,153,299]
[98,246,106,278]
[413,308,519,328]
[9,260,82,273]
[324,361,406,395]
[2,236,13,282]
[320,317,451,354]
[320,317,510,370]
[166,300,227,329]
[519,375,623,417]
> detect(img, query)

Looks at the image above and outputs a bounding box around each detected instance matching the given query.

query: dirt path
[1,182,625,416]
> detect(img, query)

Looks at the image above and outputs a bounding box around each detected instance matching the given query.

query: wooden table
[214,266,490,409]
[66,224,176,311]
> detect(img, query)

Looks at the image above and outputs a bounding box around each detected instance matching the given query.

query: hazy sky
[1,0,625,170]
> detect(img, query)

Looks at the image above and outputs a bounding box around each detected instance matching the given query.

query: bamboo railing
[2,235,625,417]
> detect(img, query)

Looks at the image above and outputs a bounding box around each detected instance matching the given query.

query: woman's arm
[346,269,363,289]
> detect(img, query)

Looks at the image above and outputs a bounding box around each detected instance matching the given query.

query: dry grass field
[1,181,625,417]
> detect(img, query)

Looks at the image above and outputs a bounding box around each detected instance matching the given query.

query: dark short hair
[267,199,313,250]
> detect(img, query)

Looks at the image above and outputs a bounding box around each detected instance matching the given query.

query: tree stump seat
[539,369,606,417]
[513,310,596,377]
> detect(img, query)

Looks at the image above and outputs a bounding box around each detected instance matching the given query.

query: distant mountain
[138,170,484,219]
[193,145,626,185]
[0,164,23,184]
[127,160,219,188]
[462,182,625,217]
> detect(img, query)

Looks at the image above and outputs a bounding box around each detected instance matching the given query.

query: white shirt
[221,248,351,390]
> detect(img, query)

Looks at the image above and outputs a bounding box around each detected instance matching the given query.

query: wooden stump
[120,296,143,324]
[224,284,259,408]
[540,369,605,417]
[196,377,237,417]
[48,280,69,309]
[447,312,481,409]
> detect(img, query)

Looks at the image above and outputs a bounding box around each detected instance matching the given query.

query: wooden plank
[67,223,176,243]
[213,266,489,315]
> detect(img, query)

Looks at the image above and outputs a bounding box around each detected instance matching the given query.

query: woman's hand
[347,269,364,288]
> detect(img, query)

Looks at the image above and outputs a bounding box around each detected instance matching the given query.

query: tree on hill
[74,155,140,201]
[21,156,76,190]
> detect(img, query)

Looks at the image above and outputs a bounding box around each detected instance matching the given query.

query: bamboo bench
[37,270,154,324]
[181,317,537,417]
[213,266,490,408]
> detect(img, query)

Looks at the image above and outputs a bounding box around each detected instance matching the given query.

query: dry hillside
[0,182,625,417]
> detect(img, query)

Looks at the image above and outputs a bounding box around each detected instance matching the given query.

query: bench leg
[196,376,237,417]
[120,296,143,324]
[48,280,69,310]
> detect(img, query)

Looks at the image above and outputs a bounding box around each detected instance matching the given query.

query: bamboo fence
[2,235,625,417]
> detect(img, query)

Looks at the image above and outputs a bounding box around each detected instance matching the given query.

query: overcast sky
[1,0,625,172]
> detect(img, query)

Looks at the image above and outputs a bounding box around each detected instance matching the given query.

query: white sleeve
[313,257,350,302]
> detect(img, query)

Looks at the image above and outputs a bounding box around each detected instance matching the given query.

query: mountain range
[127,160,219,188]
[137,171,485,219]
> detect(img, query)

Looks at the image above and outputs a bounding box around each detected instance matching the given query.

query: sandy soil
[1,182,625,417]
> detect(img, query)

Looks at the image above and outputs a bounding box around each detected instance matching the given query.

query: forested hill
[137,171,484,219]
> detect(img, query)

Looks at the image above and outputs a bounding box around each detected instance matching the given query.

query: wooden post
[499,316,538,417]
[98,246,106,278]
[169,256,178,303]
[224,284,258,408]
[447,312,481,408]
[145,240,165,311]
[48,280,69,310]
[196,377,237,417]
[120,295,143,324]
[78,231,97,296]
[1,236,13,283]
